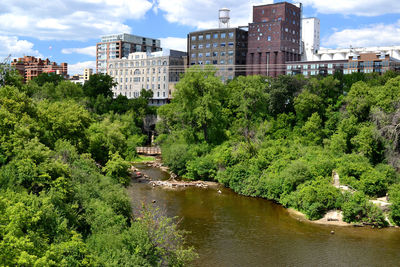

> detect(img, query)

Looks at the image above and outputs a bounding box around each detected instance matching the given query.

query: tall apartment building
[247,2,301,77]
[96,33,162,74]
[11,56,67,82]
[187,28,248,81]
[301,17,320,61]
[108,49,186,105]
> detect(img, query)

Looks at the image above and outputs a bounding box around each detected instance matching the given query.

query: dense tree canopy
[157,67,400,226]
[0,70,196,265]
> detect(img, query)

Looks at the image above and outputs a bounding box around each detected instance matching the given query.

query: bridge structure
[136,146,161,155]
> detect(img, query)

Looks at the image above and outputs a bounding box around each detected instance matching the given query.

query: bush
[103,152,131,186]
[342,191,387,227]
[283,178,343,220]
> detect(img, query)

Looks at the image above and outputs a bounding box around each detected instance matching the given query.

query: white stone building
[108,49,186,105]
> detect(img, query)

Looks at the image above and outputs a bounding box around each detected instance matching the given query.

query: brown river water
[126,163,400,267]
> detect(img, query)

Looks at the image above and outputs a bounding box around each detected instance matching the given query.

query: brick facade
[247,2,301,77]
[11,56,67,82]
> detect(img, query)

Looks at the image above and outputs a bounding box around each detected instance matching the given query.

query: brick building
[247,2,301,77]
[11,56,67,82]
[96,33,161,74]
[187,27,248,81]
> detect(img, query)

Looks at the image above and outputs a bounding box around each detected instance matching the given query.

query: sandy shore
[287,208,352,227]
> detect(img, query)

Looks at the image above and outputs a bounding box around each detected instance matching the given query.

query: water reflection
[127,165,400,266]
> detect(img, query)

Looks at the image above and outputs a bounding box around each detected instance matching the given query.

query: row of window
[287,70,334,76]
[191,42,235,50]
[109,60,168,68]
[113,91,167,98]
[191,51,235,58]
[114,76,168,83]
[287,63,334,70]
[116,84,168,91]
[191,59,234,65]
[191,32,234,41]
[109,68,168,76]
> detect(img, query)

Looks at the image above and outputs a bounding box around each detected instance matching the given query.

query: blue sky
[1,0,399,74]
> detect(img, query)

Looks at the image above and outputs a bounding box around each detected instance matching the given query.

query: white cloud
[157,0,273,29]
[0,35,42,59]
[301,0,400,16]
[323,20,400,48]
[61,46,96,57]
[68,61,96,75]
[159,37,187,52]
[0,0,153,41]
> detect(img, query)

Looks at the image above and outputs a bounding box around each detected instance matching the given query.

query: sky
[1,0,399,75]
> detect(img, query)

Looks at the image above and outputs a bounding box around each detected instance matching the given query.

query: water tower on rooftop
[219,8,230,28]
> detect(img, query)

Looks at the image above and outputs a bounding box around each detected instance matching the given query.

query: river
[126,163,400,266]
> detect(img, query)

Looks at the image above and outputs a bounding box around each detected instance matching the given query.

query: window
[228,50,234,56]
[212,60,218,64]
[198,35,203,40]
[206,43,211,48]
[191,53,196,58]
[221,51,226,56]
[228,42,234,47]
[267,36,271,41]
[205,60,210,64]
[213,52,218,57]
[206,34,211,40]
[228,32,234,38]
[303,71,308,76]
[191,36,196,41]
[191,45,196,49]
[213,33,218,39]
[198,53,203,58]
[213,43,218,48]
[221,33,226,38]
[220,60,225,64]
[220,42,226,47]
[206,52,210,57]
[303,65,308,70]
[198,44,203,49]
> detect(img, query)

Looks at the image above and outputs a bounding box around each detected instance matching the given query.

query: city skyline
[1,0,399,74]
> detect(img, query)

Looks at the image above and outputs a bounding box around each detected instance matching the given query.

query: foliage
[342,192,387,227]
[283,178,343,220]
[103,152,131,186]
[0,78,196,264]
[157,69,400,226]
[33,72,64,86]
[82,73,116,99]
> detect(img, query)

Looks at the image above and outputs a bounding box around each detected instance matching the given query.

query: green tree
[83,73,116,98]
[33,72,64,86]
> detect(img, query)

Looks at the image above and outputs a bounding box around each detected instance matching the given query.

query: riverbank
[131,160,395,228]
[288,208,352,227]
